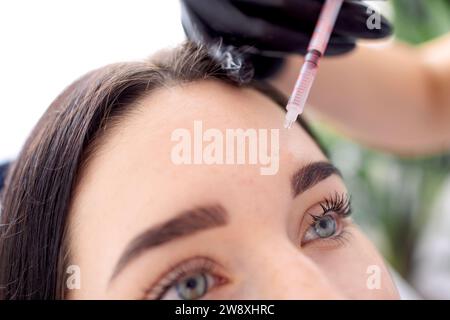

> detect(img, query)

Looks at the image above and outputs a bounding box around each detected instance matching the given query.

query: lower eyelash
[323,229,352,247]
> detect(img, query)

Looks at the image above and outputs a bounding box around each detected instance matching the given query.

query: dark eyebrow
[291,161,341,197]
[110,205,228,282]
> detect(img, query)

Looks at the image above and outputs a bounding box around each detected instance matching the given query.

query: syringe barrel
[284,0,344,124]
[286,50,321,114]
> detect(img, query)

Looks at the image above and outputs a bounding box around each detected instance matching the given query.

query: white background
[0,0,184,162]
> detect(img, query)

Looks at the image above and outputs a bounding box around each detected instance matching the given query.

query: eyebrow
[110,205,228,281]
[291,161,341,197]
[110,161,341,282]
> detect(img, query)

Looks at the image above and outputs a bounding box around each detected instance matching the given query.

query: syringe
[284,0,344,129]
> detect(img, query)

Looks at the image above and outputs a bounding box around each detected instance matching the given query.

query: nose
[239,243,343,299]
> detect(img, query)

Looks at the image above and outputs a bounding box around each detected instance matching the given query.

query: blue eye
[176,273,208,300]
[146,257,225,300]
[303,214,339,244]
[159,271,217,300]
[314,215,336,238]
[302,193,352,245]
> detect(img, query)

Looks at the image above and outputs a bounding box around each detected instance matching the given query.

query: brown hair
[0,42,322,299]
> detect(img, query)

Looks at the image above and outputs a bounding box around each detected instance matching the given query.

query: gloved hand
[181,0,392,79]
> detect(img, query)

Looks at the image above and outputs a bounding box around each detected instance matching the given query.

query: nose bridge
[243,242,343,299]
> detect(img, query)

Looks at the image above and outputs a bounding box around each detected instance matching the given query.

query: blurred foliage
[313,0,450,280]
[392,0,450,44]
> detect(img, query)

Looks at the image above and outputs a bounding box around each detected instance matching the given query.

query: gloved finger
[222,32,355,54]
[231,0,392,39]
[183,0,356,54]
[322,34,355,55]
[250,55,286,79]
[335,1,392,39]
[183,0,307,51]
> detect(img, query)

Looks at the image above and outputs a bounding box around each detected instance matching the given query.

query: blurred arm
[271,34,450,155]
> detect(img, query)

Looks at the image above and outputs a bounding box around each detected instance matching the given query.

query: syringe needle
[284,108,300,129]
[284,0,344,129]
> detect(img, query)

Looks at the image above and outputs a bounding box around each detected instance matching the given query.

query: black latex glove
[181,0,392,79]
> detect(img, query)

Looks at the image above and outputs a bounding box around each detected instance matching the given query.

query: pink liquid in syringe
[284,0,344,129]
[285,50,320,123]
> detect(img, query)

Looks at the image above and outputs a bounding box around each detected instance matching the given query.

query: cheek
[303,225,399,299]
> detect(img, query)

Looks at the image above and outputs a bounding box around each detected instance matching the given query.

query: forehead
[73,79,326,207]
[68,80,327,291]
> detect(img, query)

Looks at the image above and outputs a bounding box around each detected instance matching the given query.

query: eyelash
[318,192,352,217]
[144,256,224,300]
[144,193,352,299]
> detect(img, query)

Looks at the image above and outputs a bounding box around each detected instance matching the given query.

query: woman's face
[68,80,399,299]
